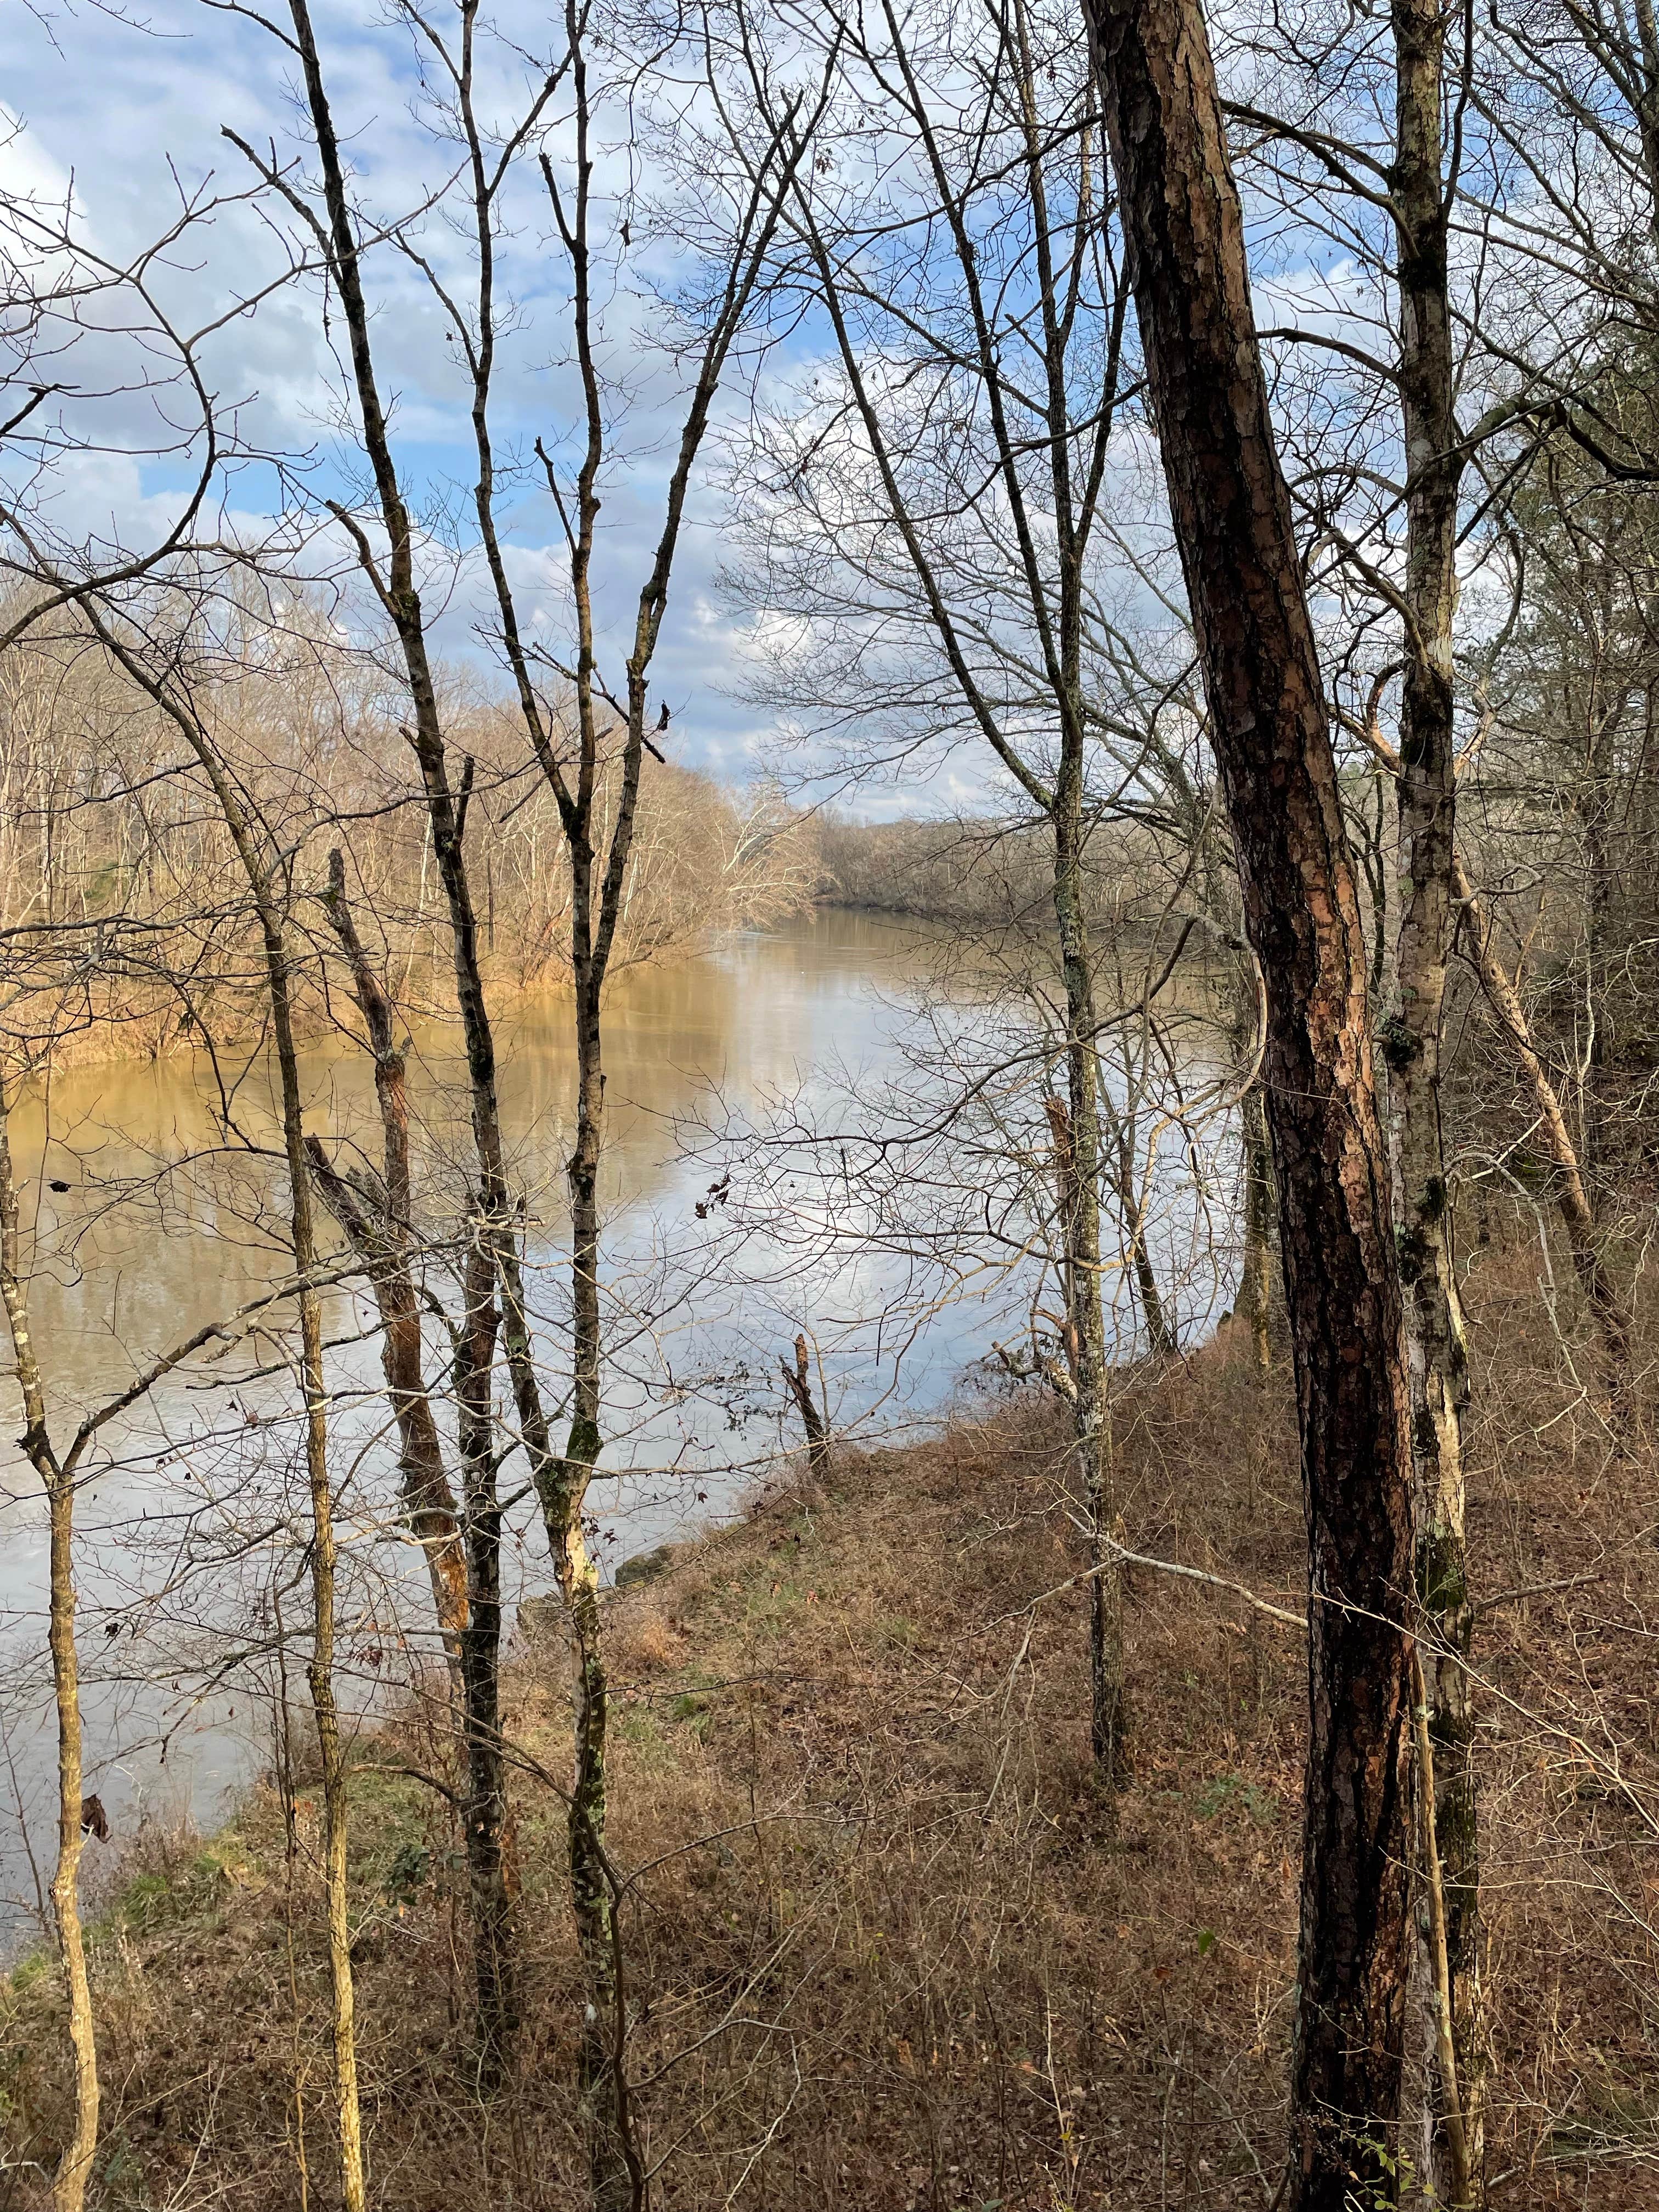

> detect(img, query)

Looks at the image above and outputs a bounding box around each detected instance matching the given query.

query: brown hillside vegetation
[5,1231,1655,2210]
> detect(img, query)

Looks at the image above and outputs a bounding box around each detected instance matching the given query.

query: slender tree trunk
[296,1273,363,2212]
[1411,1651,1476,2211]
[1053,808,1130,1783]
[1087,8,1418,2204]
[45,1468,98,2212]
[455,1221,516,2089]
[315,855,468,1670]
[405,752,541,2086]
[540,956,629,2210]
[59,629,369,2212]
[133,697,365,2209]
[227,847,364,2212]
[252,869,365,2212]
[1453,855,1632,1378]
[283,0,535,2062]
[1578,705,1619,1211]
[298,1147,467,1668]
[1130,1216,1176,1361]
[524,51,635,2174]
[1384,4,1483,2190]
[0,1107,99,2212]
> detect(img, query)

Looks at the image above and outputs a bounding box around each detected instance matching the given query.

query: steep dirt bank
[4,1245,1656,2208]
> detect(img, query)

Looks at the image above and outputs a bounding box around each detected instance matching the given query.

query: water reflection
[0,910,1233,1942]
[0,913,951,1933]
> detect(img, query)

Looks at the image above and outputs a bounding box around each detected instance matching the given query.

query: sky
[2,0,1448,821]
[2,0,858,789]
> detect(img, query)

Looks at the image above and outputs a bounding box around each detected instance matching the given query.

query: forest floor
[4,1235,1657,2210]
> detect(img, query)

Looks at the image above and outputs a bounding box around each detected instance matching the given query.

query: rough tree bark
[1085,5,1418,2204]
[1240,1080,1274,1375]
[1383,0,1483,2187]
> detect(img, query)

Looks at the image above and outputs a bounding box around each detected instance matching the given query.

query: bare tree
[83,624,369,2211]
[714,0,1232,1781]
[212,0,819,2185]
[1223,1,1493,2180]
[312,852,470,1674]
[1085,4,1418,2204]
[0,1091,99,2212]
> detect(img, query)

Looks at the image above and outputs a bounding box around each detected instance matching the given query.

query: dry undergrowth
[3,1234,1656,2209]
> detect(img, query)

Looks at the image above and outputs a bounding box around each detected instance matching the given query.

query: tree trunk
[52,594,370,2212]
[1086,7,1418,2203]
[1578,699,1619,1211]
[540,955,631,2211]
[316,854,468,1670]
[1130,1214,1176,1361]
[243,863,364,2212]
[45,1468,98,2212]
[1452,854,1632,1378]
[1053,809,1131,1784]
[455,1223,516,2089]
[252,860,365,2212]
[1385,0,1484,2188]
[780,1333,832,1483]
[0,1105,100,2212]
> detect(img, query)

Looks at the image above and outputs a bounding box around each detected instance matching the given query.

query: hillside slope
[5,1255,1655,2208]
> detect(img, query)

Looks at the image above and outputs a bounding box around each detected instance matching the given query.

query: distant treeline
[0,612,820,1064]
[816,810,1178,939]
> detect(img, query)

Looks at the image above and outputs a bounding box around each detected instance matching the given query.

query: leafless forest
[2,1,1657,2207]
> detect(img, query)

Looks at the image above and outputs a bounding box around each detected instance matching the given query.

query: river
[0,909,1233,1943]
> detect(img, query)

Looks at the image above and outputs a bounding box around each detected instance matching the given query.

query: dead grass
[2,1229,1657,2209]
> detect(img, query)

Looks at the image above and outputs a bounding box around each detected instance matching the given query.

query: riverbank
[5,1232,1655,2209]
[1,750,820,1075]
[0,908,989,1945]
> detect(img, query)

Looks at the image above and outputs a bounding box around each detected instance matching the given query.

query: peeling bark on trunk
[1086,5,1417,2202]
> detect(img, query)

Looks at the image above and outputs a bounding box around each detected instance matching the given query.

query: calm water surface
[0,910,1228,1940]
